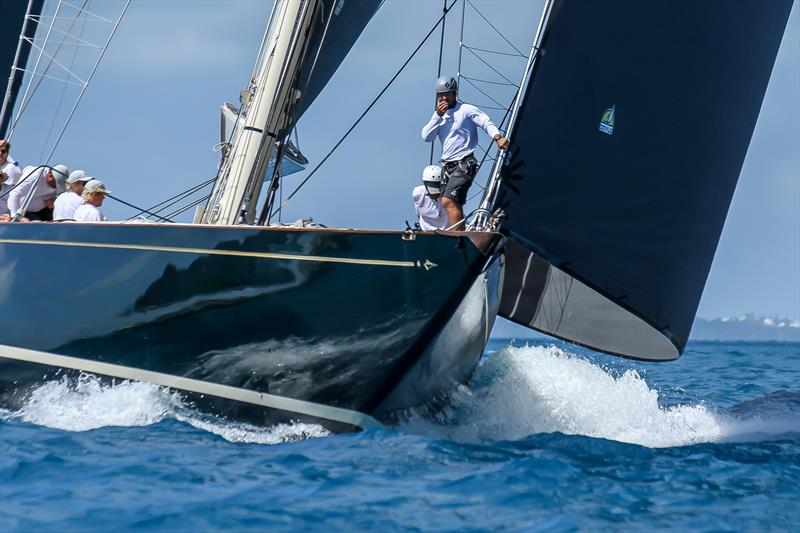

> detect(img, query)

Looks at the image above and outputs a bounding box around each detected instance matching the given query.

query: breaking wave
[2,344,796,449]
[397,344,800,448]
[0,373,329,444]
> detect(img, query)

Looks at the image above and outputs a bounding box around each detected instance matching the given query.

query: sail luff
[475,0,556,229]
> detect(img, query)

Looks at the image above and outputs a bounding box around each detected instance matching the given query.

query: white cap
[84,179,112,195]
[52,164,69,179]
[66,170,90,185]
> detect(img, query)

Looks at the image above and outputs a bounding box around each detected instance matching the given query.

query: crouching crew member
[8,164,69,221]
[73,179,110,222]
[421,75,508,230]
[54,170,91,220]
[413,165,448,230]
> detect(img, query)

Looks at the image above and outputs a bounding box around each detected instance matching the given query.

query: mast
[202,0,319,226]
[1,0,45,139]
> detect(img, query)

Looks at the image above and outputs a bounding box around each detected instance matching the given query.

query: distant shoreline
[490,315,800,343]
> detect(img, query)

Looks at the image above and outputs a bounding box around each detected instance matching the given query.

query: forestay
[496,0,793,360]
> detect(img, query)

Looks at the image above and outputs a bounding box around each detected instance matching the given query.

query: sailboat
[0,0,793,432]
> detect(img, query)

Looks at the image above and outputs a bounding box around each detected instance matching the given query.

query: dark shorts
[27,207,53,221]
[441,154,478,205]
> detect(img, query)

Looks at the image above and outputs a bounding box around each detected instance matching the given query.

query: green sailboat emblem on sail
[599,105,615,135]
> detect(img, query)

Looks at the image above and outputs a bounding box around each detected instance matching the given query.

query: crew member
[0,140,21,186]
[0,171,10,218]
[53,170,91,220]
[421,76,508,230]
[412,165,448,230]
[8,164,69,221]
[73,179,110,222]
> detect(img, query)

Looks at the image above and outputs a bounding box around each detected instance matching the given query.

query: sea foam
[3,373,329,443]
[2,344,794,448]
[398,343,796,448]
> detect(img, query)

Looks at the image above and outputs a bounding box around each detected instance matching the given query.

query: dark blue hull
[0,222,502,430]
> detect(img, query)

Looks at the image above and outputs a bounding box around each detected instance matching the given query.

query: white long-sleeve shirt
[73,203,106,222]
[1,158,22,186]
[53,191,83,220]
[8,166,56,216]
[0,184,10,216]
[421,102,500,162]
[412,185,448,230]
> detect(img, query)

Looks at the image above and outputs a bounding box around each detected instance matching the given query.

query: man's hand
[436,100,449,117]
[494,135,509,150]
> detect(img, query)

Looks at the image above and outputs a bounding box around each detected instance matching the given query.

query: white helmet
[421,165,443,194]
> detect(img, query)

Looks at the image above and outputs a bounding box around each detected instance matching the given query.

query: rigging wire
[39,3,89,162]
[164,193,212,220]
[125,177,215,221]
[105,194,174,223]
[460,76,507,108]
[460,74,517,87]
[7,0,94,140]
[41,0,131,167]
[272,0,460,219]
[462,45,526,58]
[430,0,450,165]
[462,45,517,85]
[465,0,525,56]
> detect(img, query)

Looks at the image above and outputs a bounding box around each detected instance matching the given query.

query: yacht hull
[0,222,501,430]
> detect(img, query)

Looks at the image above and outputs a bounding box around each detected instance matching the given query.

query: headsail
[293,0,382,119]
[1,0,44,138]
[496,0,793,360]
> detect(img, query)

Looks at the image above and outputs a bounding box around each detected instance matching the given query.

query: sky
[7,0,799,321]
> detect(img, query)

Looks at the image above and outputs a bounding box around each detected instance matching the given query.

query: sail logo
[599,105,615,135]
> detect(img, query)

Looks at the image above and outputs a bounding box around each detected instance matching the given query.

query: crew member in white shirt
[421,76,509,230]
[0,171,11,219]
[53,170,91,220]
[8,164,69,221]
[413,165,448,231]
[0,139,22,186]
[73,179,110,222]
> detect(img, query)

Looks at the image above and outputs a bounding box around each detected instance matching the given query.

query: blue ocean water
[1,340,798,532]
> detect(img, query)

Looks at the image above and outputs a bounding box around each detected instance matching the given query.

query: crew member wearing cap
[413,165,448,231]
[0,139,22,186]
[73,179,111,222]
[7,164,69,221]
[54,170,91,220]
[421,76,508,230]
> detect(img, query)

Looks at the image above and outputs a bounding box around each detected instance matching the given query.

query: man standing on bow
[421,75,508,230]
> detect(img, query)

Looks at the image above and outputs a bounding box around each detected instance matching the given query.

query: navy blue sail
[497,0,793,360]
[293,0,382,119]
[1,0,44,138]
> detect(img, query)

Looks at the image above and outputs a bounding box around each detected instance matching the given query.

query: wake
[0,373,329,444]
[2,344,796,448]
[398,344,800,448]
